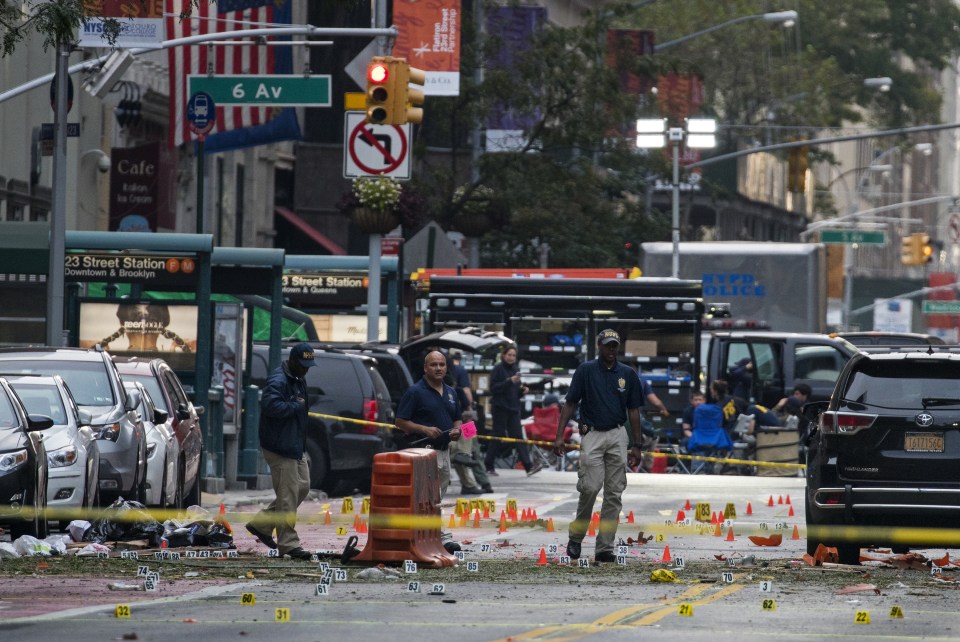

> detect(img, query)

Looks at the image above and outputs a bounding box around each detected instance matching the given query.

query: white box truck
[641,242,827,333]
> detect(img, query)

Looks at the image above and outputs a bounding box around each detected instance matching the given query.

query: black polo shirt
[566,358,643,428]
[396,377,461,448]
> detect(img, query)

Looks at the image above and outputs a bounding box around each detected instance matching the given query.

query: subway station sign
[65,252,197,288]
[282,272,374,307]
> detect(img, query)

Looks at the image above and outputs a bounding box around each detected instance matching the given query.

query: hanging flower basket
[350,206,401,235]
[453,184,497,237]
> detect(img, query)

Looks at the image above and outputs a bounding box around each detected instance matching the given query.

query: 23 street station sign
[65,253,197,288]
[282,272,380,307]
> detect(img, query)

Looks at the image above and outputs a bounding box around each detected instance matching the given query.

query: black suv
[249,345,394,493]
[806,347,960,564]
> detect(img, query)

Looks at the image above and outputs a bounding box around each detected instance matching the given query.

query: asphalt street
[2,470,959,641]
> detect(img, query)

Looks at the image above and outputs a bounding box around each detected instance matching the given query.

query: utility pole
[46,41,71,347]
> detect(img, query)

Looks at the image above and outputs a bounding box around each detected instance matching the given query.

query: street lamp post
[655,10,797,51]
[636,118,716,278]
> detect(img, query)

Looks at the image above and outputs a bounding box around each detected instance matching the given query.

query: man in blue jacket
[246,343,315,560]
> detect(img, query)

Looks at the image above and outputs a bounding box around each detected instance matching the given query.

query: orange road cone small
[788,505,795,517]
[710,511,718,525]
[626,511,635,524]
[449,514,457,529]
[714,522,722,537]
[219,503,226,516]
[676,510,686,523]
[546,517,555,533]
[323,511,332,525]
[767,495,774,507]
[354,514,361,529]
[483,504,490,519]
[726,525,736,541]
[587,519,597,537]
[532,509,538,520]
[537,548,548,566]
[459,511,469,528]
[499,510,508,533]
[786,494,792,505]
[684,499,691,511]
[358,519,367,534]
[791,525,800,540]
[522,508,529,521]
[778,495,784,505]
[661,545,672,563]
[161,538,168,549]
[473,510,481,528]
[745,502,753,516]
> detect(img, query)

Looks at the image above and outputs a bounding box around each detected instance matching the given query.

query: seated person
[680,391,707,444]
[686,402,734,453]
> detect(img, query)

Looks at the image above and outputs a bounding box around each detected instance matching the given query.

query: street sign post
[187,92,216,137]
[187,75,331,106]
[820,229,886,244]
[922,300,960,314]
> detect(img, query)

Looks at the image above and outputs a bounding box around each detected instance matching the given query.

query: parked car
[114,357,203,507]
[805,346,960,564]
[337,343,415,413]
[124,381,179,509]
[0,348,147,505]
[7,375,100,530]
[249,344,394,493]
[0,377,53,539]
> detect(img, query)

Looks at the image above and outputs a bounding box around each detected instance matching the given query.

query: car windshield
[0,390,18,429]
[10,383,66,424]
[841,361,960,410]
[0,360,114,407]
[123,373,168,413]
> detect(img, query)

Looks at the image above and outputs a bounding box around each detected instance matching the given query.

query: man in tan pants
[553,329,644,563]
[246,343,315,560]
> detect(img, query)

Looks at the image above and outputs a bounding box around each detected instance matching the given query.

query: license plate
[904,432,944,453]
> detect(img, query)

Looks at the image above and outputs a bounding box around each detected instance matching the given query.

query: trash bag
[14,535,52,557]
[83,497,163,547]
[202,522,234,548]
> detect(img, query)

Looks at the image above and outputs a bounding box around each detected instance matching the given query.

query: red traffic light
[368,62,389,85]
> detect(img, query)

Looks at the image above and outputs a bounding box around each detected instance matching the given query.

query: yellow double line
[490,581,744,641]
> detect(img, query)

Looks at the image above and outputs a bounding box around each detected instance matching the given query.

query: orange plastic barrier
[353,448,456,568]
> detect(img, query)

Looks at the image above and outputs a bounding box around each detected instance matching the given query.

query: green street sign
[820,229,886,244]
[187,75,331,106]
[922,300,960,314]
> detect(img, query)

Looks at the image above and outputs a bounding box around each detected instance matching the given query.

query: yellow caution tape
[650,569,680,582]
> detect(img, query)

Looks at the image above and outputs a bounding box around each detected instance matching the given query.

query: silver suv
[0,348,146,504]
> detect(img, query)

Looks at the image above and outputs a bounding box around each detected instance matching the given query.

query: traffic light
[364,56,426,125]
[787,145,808,192]
[900,232,933,266]
[365,57,392,125]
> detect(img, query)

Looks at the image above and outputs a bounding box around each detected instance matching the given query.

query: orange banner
[392,0,461,96]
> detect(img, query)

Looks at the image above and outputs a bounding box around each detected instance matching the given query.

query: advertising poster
[79,301,197,369]
[109,142,176,232]
[213,303,243,433]
[79,0,165,49]
[392,0,461,96]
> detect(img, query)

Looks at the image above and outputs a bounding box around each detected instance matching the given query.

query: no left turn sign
[343,112,411,180]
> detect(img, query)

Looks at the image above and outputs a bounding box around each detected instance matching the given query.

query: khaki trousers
[256,448,310,554]
[568,427,628,555]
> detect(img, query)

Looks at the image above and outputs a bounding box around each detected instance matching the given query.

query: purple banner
[485,6,546,132]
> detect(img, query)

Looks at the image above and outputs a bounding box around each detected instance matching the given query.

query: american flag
[166,0,296,149]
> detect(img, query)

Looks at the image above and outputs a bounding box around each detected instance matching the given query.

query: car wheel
[184,448,202,507]
[304,438,329,491]
[13,470,47,540]
[171,459,185,512]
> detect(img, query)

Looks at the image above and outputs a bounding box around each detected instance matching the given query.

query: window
[794,344,845,383]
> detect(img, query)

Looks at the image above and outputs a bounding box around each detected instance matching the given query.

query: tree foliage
[410,0,960,268]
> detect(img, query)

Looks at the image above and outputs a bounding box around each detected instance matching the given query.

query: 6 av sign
[187,75,331,106]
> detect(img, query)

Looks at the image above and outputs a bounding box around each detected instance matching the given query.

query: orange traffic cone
[546,517,555,533]
[745,502,753,516]
[710,511,718,525]
[778,495,784,505]
[532,509,538,521]
[661,545,672,563]
[767,495,774,507]
[791,525,800,540]
[354,514,361,529]
[459,510,469,528]
[726,525,736,541]
[323,511,332,525]
[788,505,795,517]
[521,508,528,521]
[626,511,635,524]
[483,504,491,519]
[499,510,508,533]
[676,510,686,523]
[587,518,597,537]
[714,522,722,537]
[449,514,457,529]
[684,499,691,510]
[537,548,548,566]
[786,495,792,505]
[219,503,226,516]
[473,510,481,528]
[358,519,367,534]
[161,538,168,549]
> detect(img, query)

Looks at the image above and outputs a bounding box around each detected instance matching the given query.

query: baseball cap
[290,343,317,368]
[597,329,621,345]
